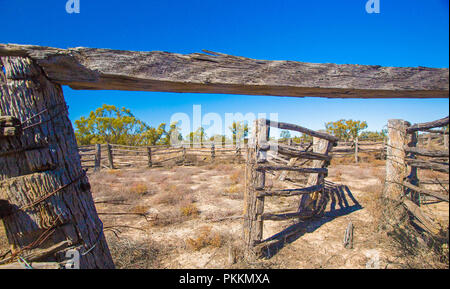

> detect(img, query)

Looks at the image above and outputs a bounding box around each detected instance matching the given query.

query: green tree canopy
[325,119,368,141]
[74,104,179,146]
[74,104,148,145]
[229,121,249,145]
[187,127,207,146]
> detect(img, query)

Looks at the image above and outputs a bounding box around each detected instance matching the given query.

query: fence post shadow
[259,182,362,259]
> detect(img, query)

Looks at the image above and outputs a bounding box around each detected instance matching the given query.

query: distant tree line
[74,104,249,146]
[74,105,385,146]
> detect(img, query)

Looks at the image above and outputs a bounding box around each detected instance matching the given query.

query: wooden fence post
[406,132,420,204]
[211,143,215,162]
[106,142,114,169]
[299,136,333,212]
[94,144,101,172]
[444,134,449,149]
[354,137,359,163]
[383,119,410,201]
[244,119,269,259]
[381,137,387,159]
[427,133,432,149]
[0,56,114,268]
[147,146,152,168]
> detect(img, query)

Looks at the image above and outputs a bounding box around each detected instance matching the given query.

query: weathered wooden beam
[256,165,328,174]
[256,184,324,197]
[268,142,332,161]
[402,198,442,235]
[404,147,449,158]
[405,158,449,173]
[403,181,449,202]
[260,211,314,221]
[265,120,339,142]
[0,44,448,98]
[407,116,449,133]
[0,262,60,269]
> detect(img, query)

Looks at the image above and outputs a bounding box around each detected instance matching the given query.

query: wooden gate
[243,119,338,259]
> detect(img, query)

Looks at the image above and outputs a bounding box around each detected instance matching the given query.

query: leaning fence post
[107,142,115,169]
[383,119,410,201]
[94,143,101,172]
[147,146,152,167]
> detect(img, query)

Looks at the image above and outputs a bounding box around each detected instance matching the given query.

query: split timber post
[243,119,269,260]
[427,134,432,150]
[211,143,215,162]
[94,144,102,172]
[0,56,114,268]
[106,142,114,169]
[147,147,152,168]
[354,137,359,163]
[383,119,410,201]
[299,134,335,212]
[406,131,420,204]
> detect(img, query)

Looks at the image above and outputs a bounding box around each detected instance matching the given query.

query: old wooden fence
[78,143,246,170]
[78,138,391,171]
[384,116,449,236]
[243,119,338,259]
[0,44,447,268]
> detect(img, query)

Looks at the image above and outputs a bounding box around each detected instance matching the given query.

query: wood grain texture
[0,44,448,98]
[383,119,410,200]
[407,116,449,133]
[299,137,334,212]
[403,181,449,202]
[0,56,114,268]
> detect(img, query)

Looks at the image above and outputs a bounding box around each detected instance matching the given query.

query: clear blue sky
[1,0,448,137]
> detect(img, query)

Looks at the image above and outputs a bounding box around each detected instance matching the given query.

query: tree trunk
[0,56,114,268]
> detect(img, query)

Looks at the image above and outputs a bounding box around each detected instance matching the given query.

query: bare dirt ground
[1,157,448,269]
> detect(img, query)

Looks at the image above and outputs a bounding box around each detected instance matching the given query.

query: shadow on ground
[260,181,363,259]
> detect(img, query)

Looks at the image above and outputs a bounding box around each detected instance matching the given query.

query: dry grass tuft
[128,182,150,195]
[107,237,163,269]
[131,205,149,215]
[186,226,225,251]
[180,203,200,217]
[107,169,124,177]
